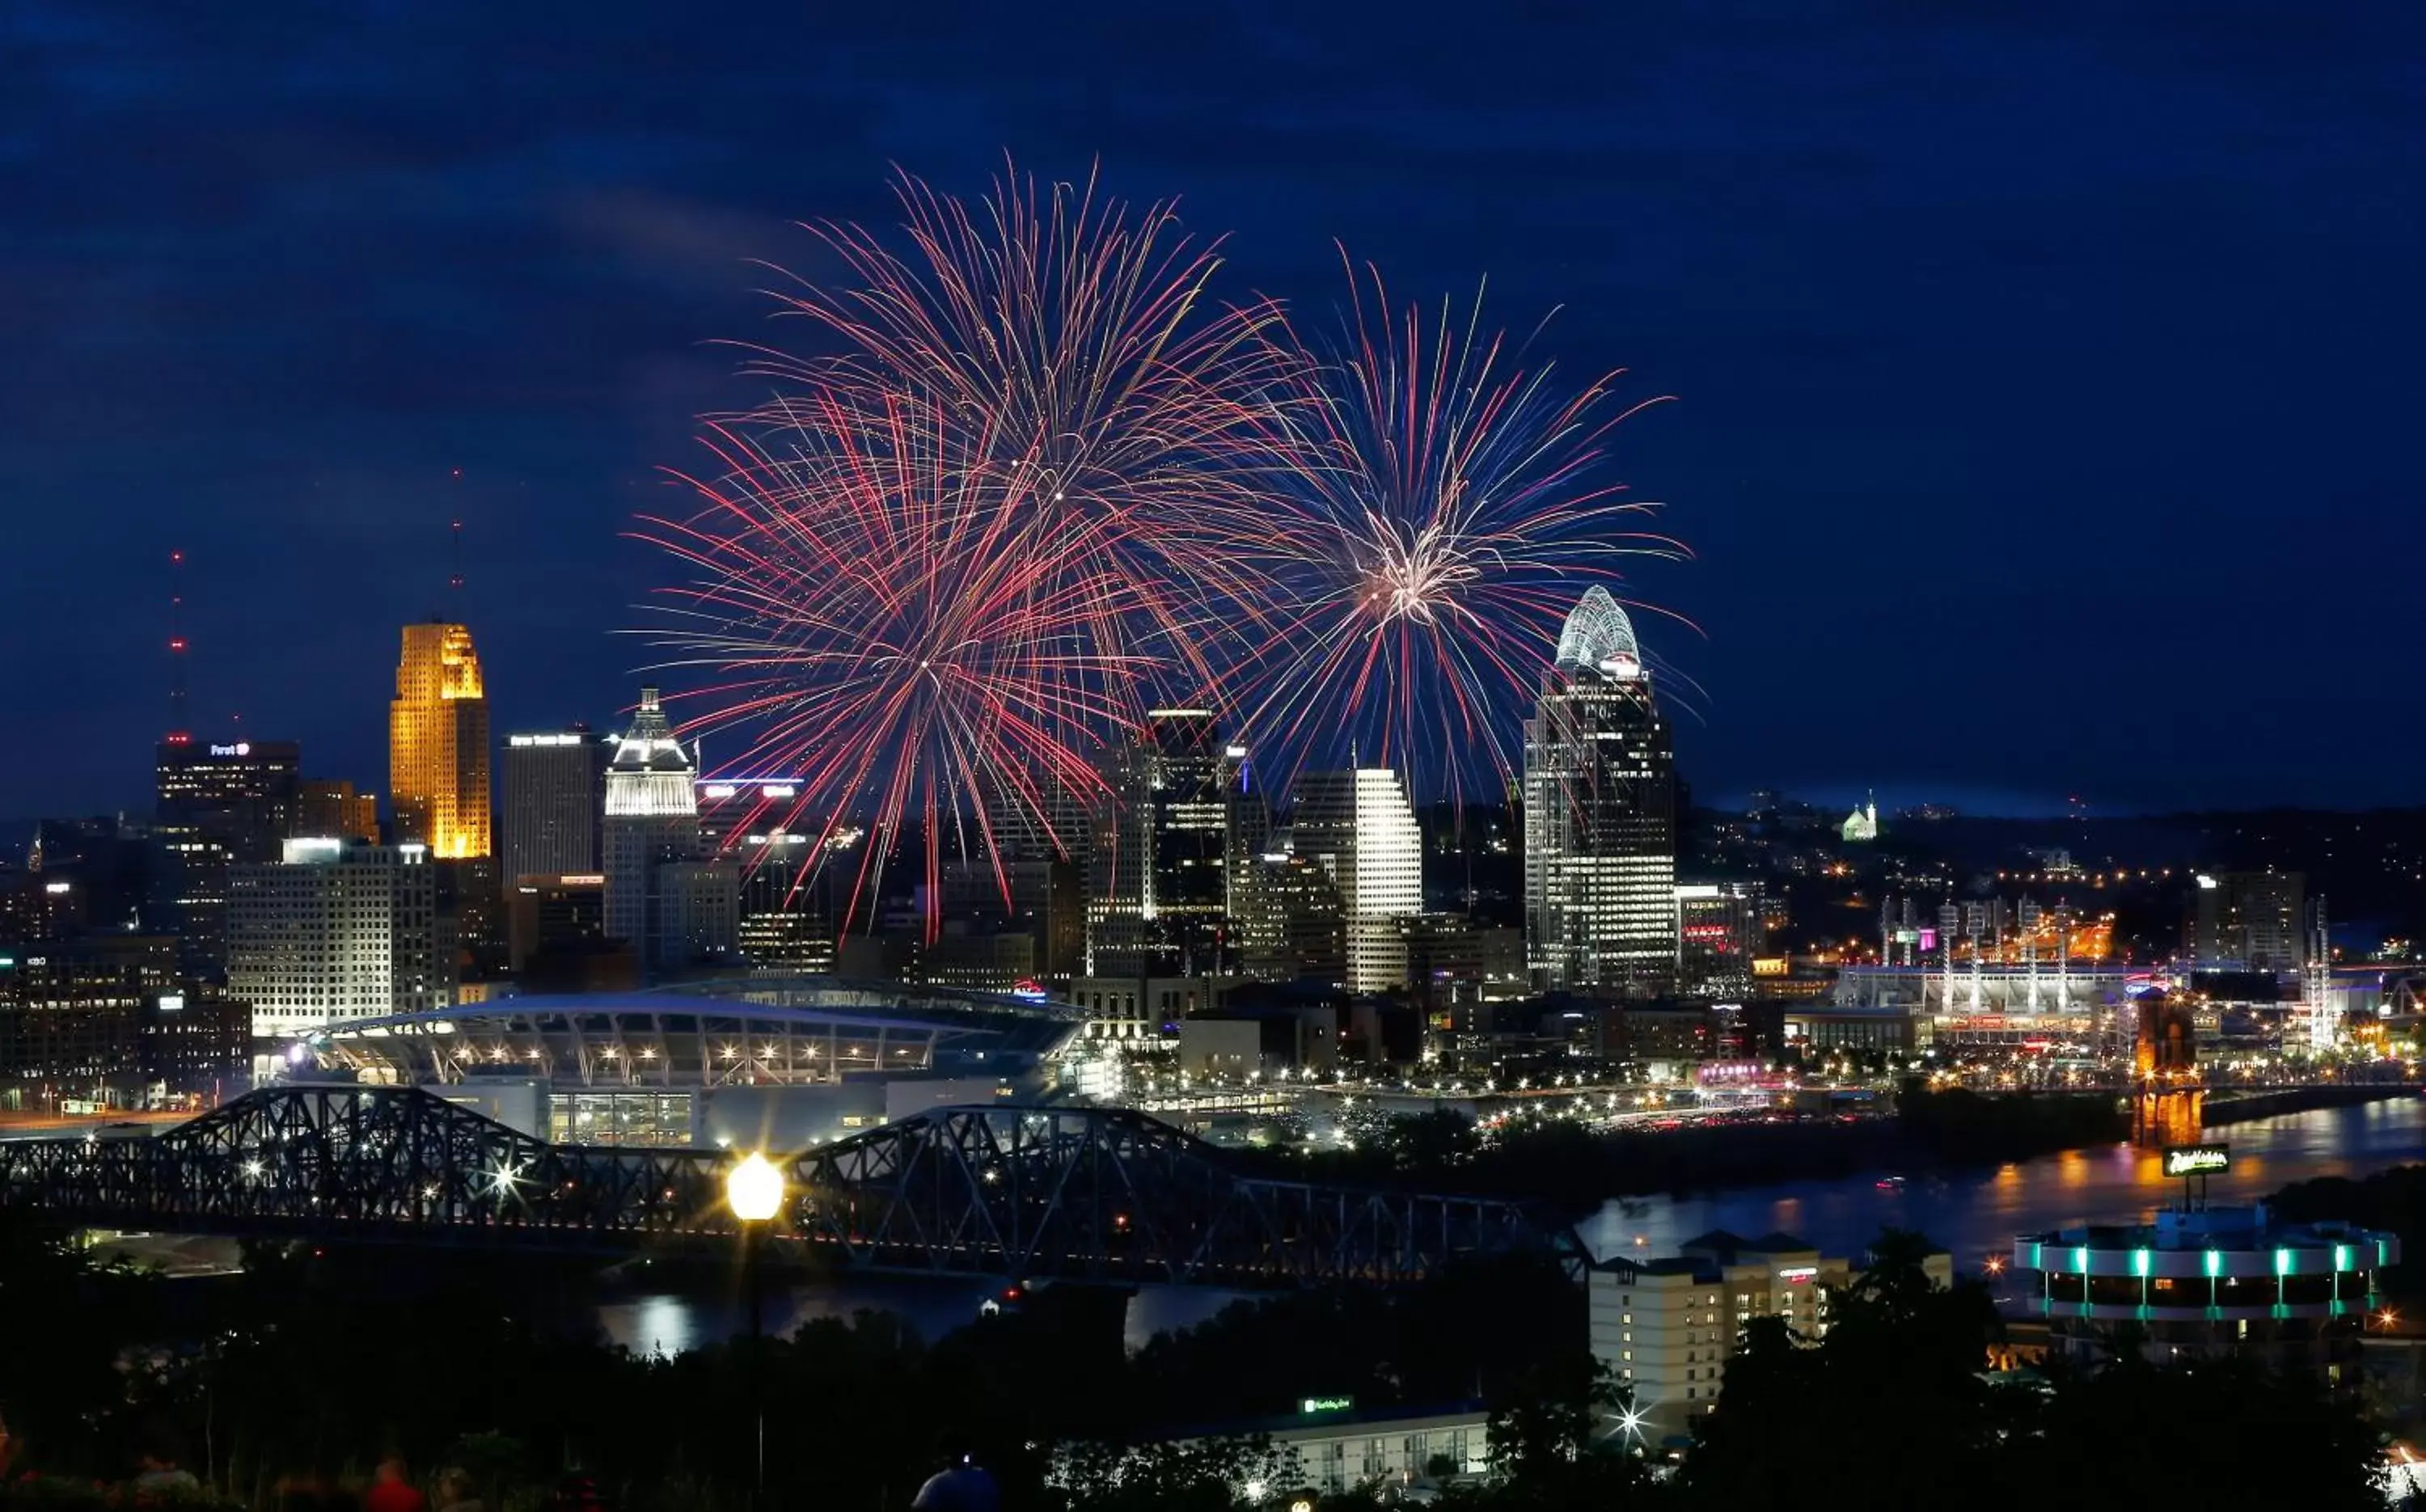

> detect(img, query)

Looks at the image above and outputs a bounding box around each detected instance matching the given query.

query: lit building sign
[158,994,184,1013]
[1752,957,1790,978]
[556,874,606,886]
[701,783,738,800]
[1300,1396,1355,1416]
[209,742,252,758]
[1777,1265,1820,1283]
[2162,1144,2231,1177]
[508,733,584,747]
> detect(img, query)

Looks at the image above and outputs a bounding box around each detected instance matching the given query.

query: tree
[1484,1354,1647,1507]
[1677,1230,2002,1510]
[0,1217,162,1477]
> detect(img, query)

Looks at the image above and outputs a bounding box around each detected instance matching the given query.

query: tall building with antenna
[164,547,192,748]
[150,547,304,973]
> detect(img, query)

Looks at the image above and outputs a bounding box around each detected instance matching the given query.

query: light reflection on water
[1579,1096,2426,1270]
[599,1097,2426,1354]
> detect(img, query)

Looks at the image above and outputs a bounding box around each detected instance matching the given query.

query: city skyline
[10,6,2424,817]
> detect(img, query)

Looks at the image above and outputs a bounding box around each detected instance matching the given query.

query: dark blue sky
[6,2,2421,819]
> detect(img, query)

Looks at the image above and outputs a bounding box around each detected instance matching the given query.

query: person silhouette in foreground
[363,1457,428,1512]
[544,1472,606,1510]
[133,1426,201,1494]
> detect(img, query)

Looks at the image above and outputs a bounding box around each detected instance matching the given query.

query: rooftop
[2020,1204,2393,1252]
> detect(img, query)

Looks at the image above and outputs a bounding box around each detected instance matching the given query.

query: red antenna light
[165,547,191,745]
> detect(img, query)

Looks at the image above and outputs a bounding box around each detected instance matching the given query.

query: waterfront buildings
[501,728,608,883]
[2011,1203,2395,1379]
[1058,1402,1490,1500]
[226,838,453,1037]
[387,621,491,860]
[2187,869,2306,969]
[1524,587,1677,995]
[1677,881,1768,1001]
[602,687,737,978]
[1287,768,1423,995]
[1591,1231,1954,1444]
[1832,961,2134,1024]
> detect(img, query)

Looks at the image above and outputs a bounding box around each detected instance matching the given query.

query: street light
[725,1151,785,1500]
[727,1151,784,1223]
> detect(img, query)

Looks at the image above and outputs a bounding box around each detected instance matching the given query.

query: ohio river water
[597,1096,2426,1358]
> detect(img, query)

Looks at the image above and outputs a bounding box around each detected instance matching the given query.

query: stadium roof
[308,992,970,1040]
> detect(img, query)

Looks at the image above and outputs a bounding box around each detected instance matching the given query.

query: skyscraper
[227,838,453,1038]
[502,727,609,882]
[1524,587,1677,995]
[1088,708,1239,977]
[602,687,737,978]
[151,737,302,974]
[388,621,491,860]
[1287,767,1422,995]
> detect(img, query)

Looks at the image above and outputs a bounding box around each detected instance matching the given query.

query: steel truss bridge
[0,1085,1573,1287]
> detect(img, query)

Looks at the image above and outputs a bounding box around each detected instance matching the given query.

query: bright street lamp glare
[726,1151,785,1223]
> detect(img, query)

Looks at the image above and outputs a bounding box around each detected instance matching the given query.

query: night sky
[7,2,2422,820]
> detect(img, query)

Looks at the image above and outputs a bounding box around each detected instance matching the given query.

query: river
[594,1096,2426,1357]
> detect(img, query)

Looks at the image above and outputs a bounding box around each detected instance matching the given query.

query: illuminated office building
[2187,870,2306,970]
[0,935,248,1100]
[388,621,491,860]
[152,737,302,973]
[502,727,609,882]
[227,838,453,1038]
[1287,768,1422,995]
[1088,708,1240,978]
[602,687,737,978]
[298,779,380,844]
[1524,588,1676,995]
[698,776,835,974]
[1677,881,1768,1001]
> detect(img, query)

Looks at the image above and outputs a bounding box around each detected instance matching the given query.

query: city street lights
[725,1151,785,1500]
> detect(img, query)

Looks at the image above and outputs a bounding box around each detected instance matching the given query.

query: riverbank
[2209,1083,2416,1126]
[1263,1087,2129,1215]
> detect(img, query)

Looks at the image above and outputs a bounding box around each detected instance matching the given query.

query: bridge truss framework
[0,1085,1574,1287]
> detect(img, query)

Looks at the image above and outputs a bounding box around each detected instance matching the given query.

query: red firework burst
[637,388,1160,928]
[730,158,1304,707]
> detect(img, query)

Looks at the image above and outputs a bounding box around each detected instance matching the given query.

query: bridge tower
[2132,990,2204,1147]
[2302,897,2336,1051]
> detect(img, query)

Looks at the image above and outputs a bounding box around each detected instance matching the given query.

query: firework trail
[733,158,1303,706]
[636,389,1160,927]
[1237,251,1686,800]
